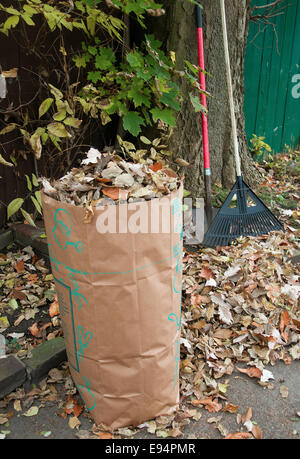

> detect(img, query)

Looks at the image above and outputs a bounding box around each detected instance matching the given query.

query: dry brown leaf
[102,187,121,200]
[49,295,60,318]
[27,273,39,284]
[29,322,39,337]
[15,260,25,274]
[2,68,18,78]
[224,432,252,439]
[11,288,27,301]
[168,427,183,437]
[223,403,238,414]
[199,266,215,280]
[95,432,113,439]
[192,397,222,413]
[252,425,263,439]
[13,400,22,412]
[236,366,262,379]
[64,395,84,418]
[191,320,206,330]
[83,204,94,224]
[149,162,162,172]
[241,407,252,424]
[68,416,81,429]
[280,385,289,398]
[39,322,52,332]
[48,368,64,381]
[213,329,233,340]
[280,310,290,342]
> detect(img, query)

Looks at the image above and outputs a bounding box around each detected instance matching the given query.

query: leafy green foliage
[7,174,42,225]
[249,134,272,161]
[73,32,204,136]
[0,0,207,224]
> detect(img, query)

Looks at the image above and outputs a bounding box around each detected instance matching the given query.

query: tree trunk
[153,0,261,196]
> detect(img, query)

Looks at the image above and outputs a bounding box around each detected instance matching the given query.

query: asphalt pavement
[1,360,299,440]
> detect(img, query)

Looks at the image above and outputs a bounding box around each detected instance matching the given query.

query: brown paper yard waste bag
[42,184,183,429]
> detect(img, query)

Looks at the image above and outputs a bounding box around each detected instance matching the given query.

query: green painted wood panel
[244,0,300,154]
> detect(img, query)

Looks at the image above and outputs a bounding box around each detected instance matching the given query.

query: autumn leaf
[15,260,25,273]
[95,177,112,184]
[265,283,281,302]
[83,204,94,224]
[27,273,39,284]
[241,406,253,424]
[23,406,39,417]
[280,385,289,398]
[163,167,178,178]
[102,187,121,200]
[252,425,263,439]
[213,329,233,340]
[39,322,52,332]
[95,432,113,439]
[64,395,84,418]
[2,68,18,78]
[49,295,59,318]
[149,162,162,172]
[199,266,215,280]
[223,403,238,414]
[29,322,39,337]
[68,416,81,430]
[224,432,252,439]
[280,310,290,332]
[101,187,129,201]
[191,397,222,413]
[236,366,262,379]
[280,310,290,342]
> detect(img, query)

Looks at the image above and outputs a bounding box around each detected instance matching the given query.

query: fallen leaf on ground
[29,323,39,337]
[68,416,81,430]
[48,368,64,381]
[95,432,113,439]
[280,385,289,398]
[49,295,59,318]
[199,266,215,280]
[241,407,253,424]
[252,425,263,439]
[13,400,22,412]
[224,432,252,439]
[237,367,262,379]
[14,260,24,273]
[0,416,8,425]
[63,395,83,418]
[191,397,222,413]
[23,406,39,417]
[223,403,238,414]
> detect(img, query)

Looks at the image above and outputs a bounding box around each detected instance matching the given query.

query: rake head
[202,177,284,248]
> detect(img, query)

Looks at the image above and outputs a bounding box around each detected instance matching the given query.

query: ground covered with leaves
[0,151,299,439]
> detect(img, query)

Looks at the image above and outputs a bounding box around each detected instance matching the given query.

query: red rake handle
[196,6,210,172]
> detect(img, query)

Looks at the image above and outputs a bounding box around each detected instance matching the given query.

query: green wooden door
[244,0,300,154]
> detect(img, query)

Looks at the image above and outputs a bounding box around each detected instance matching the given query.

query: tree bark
[152,0,261,196]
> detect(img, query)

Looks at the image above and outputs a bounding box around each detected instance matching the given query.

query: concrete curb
[0,338,67,399]
[0,355,27,399]
[10,223,49,258]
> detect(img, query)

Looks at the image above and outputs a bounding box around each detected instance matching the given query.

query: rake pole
[201,0,284,248]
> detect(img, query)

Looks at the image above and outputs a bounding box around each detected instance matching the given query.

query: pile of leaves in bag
[42,145,181,222]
